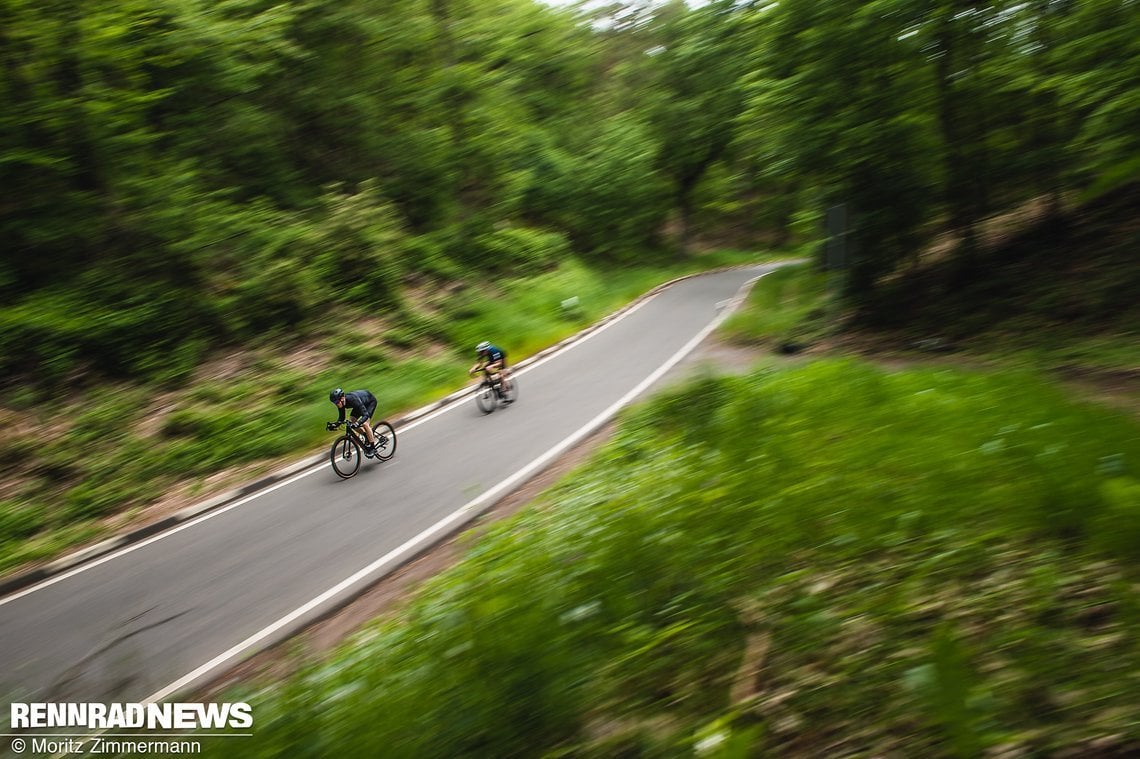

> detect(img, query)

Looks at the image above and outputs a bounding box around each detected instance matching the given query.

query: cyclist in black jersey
[468,341,512,398]
[327,388,384,455]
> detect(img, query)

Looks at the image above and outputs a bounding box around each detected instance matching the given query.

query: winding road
[0,264,782,711]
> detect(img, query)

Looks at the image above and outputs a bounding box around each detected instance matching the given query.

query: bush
[475,227,570,274]
[301,182,409,311]
[1090,476,1140,561]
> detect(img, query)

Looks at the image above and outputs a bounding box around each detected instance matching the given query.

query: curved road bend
[0,264,782,706]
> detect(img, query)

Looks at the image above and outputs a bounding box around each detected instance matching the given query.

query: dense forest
[3,0,1137,388]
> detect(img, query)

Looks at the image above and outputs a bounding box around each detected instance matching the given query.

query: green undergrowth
[0,250,768,576]
[721,263,833,350]
[212,360,1140,758]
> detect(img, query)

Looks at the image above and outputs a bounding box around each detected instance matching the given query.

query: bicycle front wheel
[476,385,496,414]
[372,421,397,461]
[330,435,362,478]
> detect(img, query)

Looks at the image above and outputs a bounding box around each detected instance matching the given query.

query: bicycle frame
[327,417,397,478]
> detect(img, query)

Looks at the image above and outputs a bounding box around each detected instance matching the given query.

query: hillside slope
[858,184,1140,372]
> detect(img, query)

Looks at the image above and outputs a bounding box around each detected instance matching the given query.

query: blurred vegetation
[722,263,834,352]
[724,178,1138,373]
[3,0,1137,388]
[212,361,1139,757]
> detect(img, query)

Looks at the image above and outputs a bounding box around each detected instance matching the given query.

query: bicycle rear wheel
[330,435,362,478]
[501,376,518,404]
[372,421,397,461]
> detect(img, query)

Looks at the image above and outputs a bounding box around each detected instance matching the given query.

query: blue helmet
[329,387,345,403]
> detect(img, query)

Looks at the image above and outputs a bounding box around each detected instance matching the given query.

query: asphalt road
[0,264,780,709]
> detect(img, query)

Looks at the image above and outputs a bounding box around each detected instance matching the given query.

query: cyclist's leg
[348,414,370,455]
[498,357,511,393]
[362,400,378,446]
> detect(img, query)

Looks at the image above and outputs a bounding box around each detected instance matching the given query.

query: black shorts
[353,398,378,423]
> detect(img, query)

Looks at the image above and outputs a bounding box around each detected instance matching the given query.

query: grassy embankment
[212,358,1139,757]
[0,251,766,577]
[200,192,1138,757]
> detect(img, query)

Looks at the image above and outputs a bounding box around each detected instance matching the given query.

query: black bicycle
[326,418,396,478]
[474,368,518,414]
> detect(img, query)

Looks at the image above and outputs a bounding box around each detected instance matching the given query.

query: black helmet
[329,388,345,403]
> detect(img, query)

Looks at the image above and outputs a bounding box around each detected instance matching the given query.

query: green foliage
[571,117,670,259]
[3,0,1134,390]
[738,0,940,295]
[302,181,408,310]
[474,226,570,275]
[1052,0,1140,192]
[207,361,1139,757]
[642,0,757,249]
[522,115,671,261]
[1091,476,1140,562]
[0,500,46,543]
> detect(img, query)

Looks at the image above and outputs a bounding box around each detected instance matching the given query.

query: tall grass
[211,360,1140,758]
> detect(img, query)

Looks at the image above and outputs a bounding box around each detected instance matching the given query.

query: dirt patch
[1053,366,1140,418]
[277,342,329,376]
[677,335,773,377]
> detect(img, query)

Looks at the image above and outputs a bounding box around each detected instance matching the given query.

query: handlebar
[326,420,364,431]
